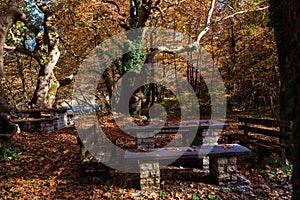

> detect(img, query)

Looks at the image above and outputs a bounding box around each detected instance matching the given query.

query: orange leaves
[0,117,293,199]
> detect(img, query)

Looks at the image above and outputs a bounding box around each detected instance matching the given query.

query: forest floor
[0,115,293,199]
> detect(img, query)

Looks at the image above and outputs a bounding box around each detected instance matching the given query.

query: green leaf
[208,195,217,200]
[160,191,167,197]
[192,193,201,200]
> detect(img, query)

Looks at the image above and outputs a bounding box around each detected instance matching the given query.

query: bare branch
[143,0,216,64]
[196,3,269,44]
[150,6,164,21]
[145,42,198,63]
[13,46,42,65]
[216,6,269,22]
[152,0,189,23]
[196,0,216,44]
[147,1,269,66]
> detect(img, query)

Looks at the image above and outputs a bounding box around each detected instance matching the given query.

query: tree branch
[161,0,188,12]
[145,2,269,64]
[3,44,16,50]
[145,42,198,64]
[150,6,165,22]
[196,0,216,44]
[215,6,269,23]
[13,46,43,66]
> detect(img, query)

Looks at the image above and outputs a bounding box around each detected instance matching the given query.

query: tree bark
[0,7,25,113]
[281,1,300,198]
[270,0,300,199]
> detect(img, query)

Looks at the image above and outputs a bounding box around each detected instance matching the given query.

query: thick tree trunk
[270,0,300,199]
[0,7,25,113]
[281,1,300,198]
[0,7,25,145]
[29,46,60,108]
[27,2,73,109]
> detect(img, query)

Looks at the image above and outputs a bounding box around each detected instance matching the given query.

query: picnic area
[0,0,299,199]
[0,113,293,199]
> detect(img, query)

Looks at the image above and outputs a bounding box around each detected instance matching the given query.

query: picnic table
[123,120,252,190]
[125,119,229,149]
[14,108,69,133]
[77,119,251,190]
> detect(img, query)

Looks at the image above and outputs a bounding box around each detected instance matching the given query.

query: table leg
[139,160,160,191]
[209,156,238,185]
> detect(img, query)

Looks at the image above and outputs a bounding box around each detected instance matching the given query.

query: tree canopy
[0,0,276,116]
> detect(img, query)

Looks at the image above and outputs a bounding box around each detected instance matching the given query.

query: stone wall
[17,119,55,133]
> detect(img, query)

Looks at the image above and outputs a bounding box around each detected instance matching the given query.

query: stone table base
[139,160,160,191]
[210,156,238,185]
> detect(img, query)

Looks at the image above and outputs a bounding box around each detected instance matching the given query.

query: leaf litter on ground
[0,116,293,199]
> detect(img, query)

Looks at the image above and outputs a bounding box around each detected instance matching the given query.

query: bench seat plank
[124,144,251,160]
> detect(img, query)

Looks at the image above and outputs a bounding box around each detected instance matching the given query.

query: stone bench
[124,144,251,191]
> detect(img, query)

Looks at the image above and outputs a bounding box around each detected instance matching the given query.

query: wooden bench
[226,117,293,162]
[124,144,251,191]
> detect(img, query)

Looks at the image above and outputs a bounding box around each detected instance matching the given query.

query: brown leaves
[0,118,293,199]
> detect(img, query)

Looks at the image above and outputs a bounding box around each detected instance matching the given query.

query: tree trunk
[0,7,26,113]
[116,1,147,115]
[270,0,300,199]
[0,7,25,145]
[29,46,60,108]
[0,113,18,147]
